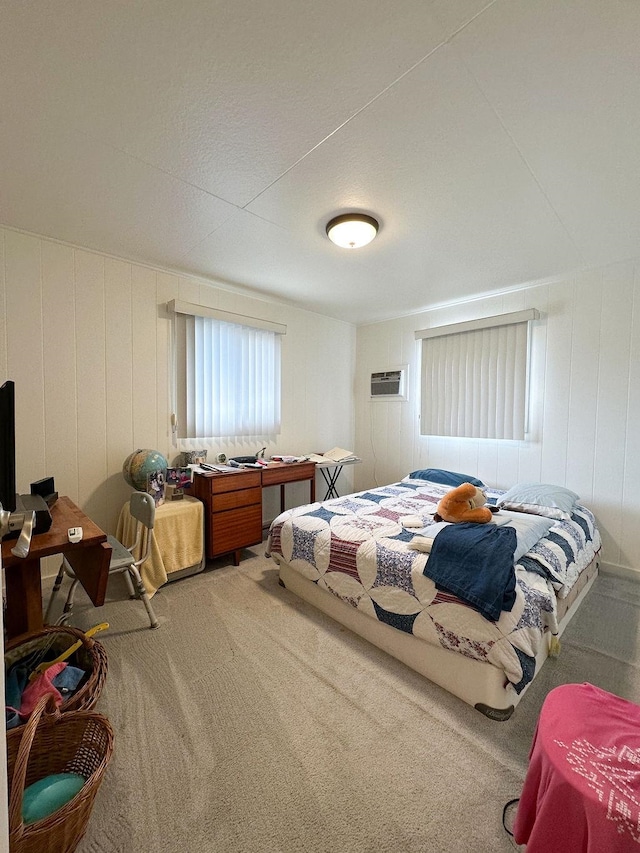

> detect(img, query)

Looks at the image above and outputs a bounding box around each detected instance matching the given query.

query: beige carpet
[37,546,639,853]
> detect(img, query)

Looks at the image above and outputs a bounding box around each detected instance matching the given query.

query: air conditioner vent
[370,367,407,401]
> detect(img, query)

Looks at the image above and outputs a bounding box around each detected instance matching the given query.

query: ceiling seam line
[442,0,501,44]
[177,207,295,262]
[73,126,241,207]
[66,4,502,216]
[454,54,586,264]
[242,40,456,208]
[243,3,502,208]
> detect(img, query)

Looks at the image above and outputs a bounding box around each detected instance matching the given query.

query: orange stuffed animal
[433,482,493,524]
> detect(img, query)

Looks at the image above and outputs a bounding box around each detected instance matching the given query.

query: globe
[122,449,168,491]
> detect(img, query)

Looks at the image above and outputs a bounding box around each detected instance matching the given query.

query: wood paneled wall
[0,227,356,541]
[6,221,637,576]
[354,263,640,577]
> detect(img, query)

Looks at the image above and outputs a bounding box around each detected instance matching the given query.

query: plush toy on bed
[433,482,494,524]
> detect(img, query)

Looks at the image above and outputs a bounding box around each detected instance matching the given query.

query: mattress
[266,477,601,718]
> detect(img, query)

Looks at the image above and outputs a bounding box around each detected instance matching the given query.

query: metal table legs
[318,464,343,500]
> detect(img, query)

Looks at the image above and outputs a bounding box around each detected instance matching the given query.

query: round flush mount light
[326,213,379,249]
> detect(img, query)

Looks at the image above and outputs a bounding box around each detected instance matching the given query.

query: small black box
[30,476,55,498]
[30,477,57,506]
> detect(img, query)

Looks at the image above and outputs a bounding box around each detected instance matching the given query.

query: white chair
[45,492,159,629]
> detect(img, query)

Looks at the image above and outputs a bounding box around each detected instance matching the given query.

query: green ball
[122,449,168,491]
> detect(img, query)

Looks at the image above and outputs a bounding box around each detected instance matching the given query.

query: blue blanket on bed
[423,522,517,621]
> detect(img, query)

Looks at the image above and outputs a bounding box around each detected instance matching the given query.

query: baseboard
[599,561,640,582]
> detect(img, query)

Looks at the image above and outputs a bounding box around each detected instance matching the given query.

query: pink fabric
[514,682,640,851]
[18,662,67,719]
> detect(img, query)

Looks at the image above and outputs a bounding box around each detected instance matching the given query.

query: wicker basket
[7,693,114,853]
[5,625,108,728]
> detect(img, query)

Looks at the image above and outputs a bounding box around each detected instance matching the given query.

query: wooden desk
[261,461,316,512]
[193,461,317,565]
[1,496,111,640]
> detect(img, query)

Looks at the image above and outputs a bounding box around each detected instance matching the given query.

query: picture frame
[166,467,193,490]
[147,470,166,506]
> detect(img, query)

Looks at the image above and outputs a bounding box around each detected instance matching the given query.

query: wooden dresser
[193,469,263,565]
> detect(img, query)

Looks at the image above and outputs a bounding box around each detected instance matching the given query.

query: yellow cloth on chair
[115,495,204,596]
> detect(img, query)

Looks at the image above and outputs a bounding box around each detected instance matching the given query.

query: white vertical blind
[176,311,282,440]
[416,311,537,440]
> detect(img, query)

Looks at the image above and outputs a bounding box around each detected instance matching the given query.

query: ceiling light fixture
[326,213,379,249]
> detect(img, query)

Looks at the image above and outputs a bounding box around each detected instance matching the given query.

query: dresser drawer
[211,470,261,493]
[212,486,261,512]
[210,505,262,557]
[261,461,316,486]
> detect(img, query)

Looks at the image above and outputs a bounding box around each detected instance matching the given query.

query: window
[414,309,539,440]
[169,300,285,441]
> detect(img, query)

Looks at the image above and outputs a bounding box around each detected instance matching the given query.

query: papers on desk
[189,463,238,474]
[306,448,360,463]
[325,447,359,462]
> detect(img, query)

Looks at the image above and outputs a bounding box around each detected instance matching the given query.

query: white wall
[354,261,640,578]
[0,226,357,539]
[4,219,639,578]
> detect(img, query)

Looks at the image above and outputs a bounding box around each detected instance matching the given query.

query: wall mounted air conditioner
[370,366,408,401]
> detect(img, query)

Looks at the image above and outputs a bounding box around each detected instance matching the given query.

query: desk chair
[45,492,159,629]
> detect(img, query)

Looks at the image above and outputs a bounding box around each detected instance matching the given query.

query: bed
[266,470,601,720]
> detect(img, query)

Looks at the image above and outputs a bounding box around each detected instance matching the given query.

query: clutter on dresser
[226,446,267,467]
[181,449,207,465]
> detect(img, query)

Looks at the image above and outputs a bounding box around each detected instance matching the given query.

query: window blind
[169,300,284,441]
[415,309,538,440]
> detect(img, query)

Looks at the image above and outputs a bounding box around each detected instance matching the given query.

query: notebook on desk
[306,448,360,464]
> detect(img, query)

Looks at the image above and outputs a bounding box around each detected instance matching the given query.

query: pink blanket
[514,682,640,851]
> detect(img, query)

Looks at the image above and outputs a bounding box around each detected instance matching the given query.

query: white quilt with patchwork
[266,478,601,693]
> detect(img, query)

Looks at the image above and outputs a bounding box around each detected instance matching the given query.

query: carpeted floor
[39,546,639,853]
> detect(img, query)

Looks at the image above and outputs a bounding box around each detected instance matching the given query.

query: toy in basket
[4,624,109,731]
[7,693,114,853]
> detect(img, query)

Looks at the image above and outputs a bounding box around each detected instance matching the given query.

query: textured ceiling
[2,0,639,324]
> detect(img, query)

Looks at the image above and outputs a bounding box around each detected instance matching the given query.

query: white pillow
[496,483,579,520]
[491,510,554,560]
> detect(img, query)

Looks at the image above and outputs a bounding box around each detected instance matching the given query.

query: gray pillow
[496,483,579,520]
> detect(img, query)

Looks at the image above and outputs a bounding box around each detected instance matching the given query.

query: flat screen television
[0,379,17,512]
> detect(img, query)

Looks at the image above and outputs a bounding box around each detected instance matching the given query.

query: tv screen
[0,379,17,512]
